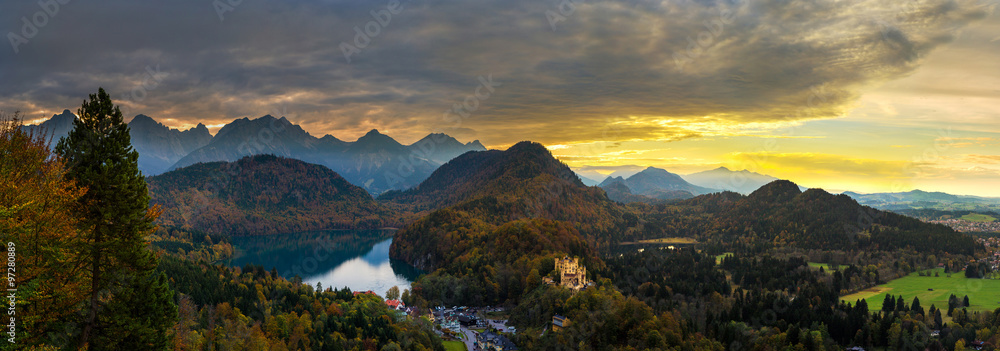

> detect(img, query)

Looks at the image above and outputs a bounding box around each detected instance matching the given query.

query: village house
[385,299,405,310]
[476,331,518,351]
[552,315,570,332]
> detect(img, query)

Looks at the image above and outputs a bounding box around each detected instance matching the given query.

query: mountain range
[129,115,213,174]
[597,166,716,203]
[20,109,77,145]
[23,110,215,175]
[680,166,782,194]
[169,115,485,194]
[22,112,485,194]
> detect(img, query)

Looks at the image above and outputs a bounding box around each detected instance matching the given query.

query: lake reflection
[226,229,421,294]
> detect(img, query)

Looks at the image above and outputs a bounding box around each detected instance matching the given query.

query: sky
[1,0,998,196]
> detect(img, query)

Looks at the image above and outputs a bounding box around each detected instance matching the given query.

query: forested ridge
[633,180,979,254]
[148,154,395,235]
[381,141,637,243]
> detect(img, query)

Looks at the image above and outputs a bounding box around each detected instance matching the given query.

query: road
[461,327,477,351]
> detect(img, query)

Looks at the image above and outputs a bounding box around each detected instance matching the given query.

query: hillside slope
[386,142,644,305]
[148,155,392,235]
[642,180,979,254]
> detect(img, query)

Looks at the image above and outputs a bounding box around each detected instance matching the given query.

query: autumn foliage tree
[0,112,88,348]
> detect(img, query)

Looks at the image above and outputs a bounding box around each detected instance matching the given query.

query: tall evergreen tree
[911,296,924,316]
[55,88,176,350]
[882,294,894,312]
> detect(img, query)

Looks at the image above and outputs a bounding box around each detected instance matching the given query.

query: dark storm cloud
[0,0,988,144]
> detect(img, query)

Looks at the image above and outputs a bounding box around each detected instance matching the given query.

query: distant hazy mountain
[682,167,781,194]
[23,111,213,175]
[599,175,694,203]
[598,167,714,203]
[128,115,212,175]
[843,189,1000,212]
[169,115,318,170]
[576,172,602,186]
[410,133,487,164]
[148,154,391,235]
[20,110,76,145]
[626,167,717,195]
[169,115,485,194]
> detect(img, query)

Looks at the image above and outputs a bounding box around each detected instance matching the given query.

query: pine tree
[93,270,177,349]
[882,294,894,312]
[911,296,924,317]
[55,88,176,349]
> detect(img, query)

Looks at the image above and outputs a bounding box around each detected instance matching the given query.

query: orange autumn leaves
[0,112,87,345]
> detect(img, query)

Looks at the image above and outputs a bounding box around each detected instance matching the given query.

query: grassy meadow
[841,268,1000,312]
[960,213,998,222]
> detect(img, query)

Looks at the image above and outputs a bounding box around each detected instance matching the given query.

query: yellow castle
[554,256,589,291]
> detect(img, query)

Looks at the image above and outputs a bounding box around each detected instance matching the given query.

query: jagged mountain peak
[467,140,486,149]
[352,128,403,150]
[599,176,626,187]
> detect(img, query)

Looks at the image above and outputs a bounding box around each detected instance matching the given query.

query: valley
[9,110,1000,350]
[7,1,1000,349]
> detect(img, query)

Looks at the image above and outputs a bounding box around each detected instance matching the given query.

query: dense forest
[160,257,441,350]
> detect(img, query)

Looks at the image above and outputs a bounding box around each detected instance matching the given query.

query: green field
[841,268,1000,312]
[443,341,467,351]
[961,213,997,222]
[808,262,842,272]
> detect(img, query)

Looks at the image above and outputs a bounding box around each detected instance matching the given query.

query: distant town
[927,218,1000,233]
